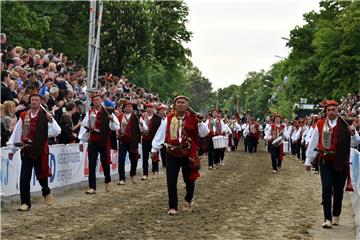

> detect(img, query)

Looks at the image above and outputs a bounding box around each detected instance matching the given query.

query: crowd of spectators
[0,33,167,147]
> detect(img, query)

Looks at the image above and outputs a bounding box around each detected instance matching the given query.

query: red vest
[270,124,285,143]
[20,110,51,179]
[317,119,339,162]
[165,111,200,181]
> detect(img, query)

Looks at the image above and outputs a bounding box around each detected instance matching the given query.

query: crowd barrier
[0,143,145,197]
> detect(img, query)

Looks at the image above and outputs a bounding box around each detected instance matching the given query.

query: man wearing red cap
[78,94,120,194]
[154,104,168,171]
[117,101,148,185]
[8,93,61,211]
[305,100,359,228]
[264,114,285,173]
[141,102,162,180]
[151,96,209,215]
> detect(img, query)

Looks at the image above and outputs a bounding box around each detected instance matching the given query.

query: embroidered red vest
[317,119,339,162]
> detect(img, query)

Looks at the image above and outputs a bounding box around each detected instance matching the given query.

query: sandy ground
[1,143,356,240]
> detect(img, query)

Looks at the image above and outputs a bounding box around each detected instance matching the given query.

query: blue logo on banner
[49,153,56,183]
[353,152,359,187]
[0,158,10,185]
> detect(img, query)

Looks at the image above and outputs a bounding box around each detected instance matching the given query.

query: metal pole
[86,0,95,112]
[89,0,103,90]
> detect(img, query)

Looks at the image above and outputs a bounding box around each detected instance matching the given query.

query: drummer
[205,109,227,169]
[264,114,285,173]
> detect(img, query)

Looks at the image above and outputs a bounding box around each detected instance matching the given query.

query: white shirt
[78,111,120,144]
[8,111,62,154]
[301,125,309,144]
[151,118,209,153]
[291,126,302,142]
[205,118,227,134]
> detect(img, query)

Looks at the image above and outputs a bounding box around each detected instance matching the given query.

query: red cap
[324,100,338,108]
[123,100,133,107]
[157,104,167,111]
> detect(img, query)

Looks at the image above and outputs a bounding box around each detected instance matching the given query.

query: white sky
[185,0,320,90]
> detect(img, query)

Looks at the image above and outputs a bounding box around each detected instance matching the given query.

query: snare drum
[212,136,227,149]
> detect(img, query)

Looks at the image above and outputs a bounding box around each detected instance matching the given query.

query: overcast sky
[185,0,320,90]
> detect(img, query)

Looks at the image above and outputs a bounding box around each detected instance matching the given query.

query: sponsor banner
[1,143,149,196]
[350,148,360,198]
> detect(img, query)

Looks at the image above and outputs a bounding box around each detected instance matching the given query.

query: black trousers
[160,148,167,168]
[295,141,301,159]
[291,142,296,155]
[319,160,347,221]
[247,136,257,153]
[118,142,138,181]
[142,141,151,176]
[220,148,225,161]
[208,140,221,167]
[20,155,50,208]
[301,144,306,161]
[88,142,111,190]
[244,136,248,152]
[269,144,281,171]
[166,154,195,210]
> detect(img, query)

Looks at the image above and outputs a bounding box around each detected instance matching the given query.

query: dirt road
[1,144,356,240]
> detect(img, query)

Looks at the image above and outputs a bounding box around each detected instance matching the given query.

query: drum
[212,136,227,149]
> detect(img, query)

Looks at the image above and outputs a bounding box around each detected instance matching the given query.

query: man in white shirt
[151,96,209,215]
[78,94,120,193]
[8,93,61,211]
[305,100,360,229]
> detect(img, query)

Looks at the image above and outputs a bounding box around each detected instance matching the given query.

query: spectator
[58,102,77,144]
[1,100,17,146]
[1,70,14,103]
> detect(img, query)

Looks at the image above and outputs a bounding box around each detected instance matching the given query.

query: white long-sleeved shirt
[264,123,281,141]
[291,127,302,142]
[8,111,62,154]
[305,126,315,145]
[305,119,360,166]
[78,110,120,144]
[151,118,209,153]
[204,118,227,134]
[301,125,309,144]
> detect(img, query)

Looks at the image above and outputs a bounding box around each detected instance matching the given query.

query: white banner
[349,148,360,199]
[1,143,148,197]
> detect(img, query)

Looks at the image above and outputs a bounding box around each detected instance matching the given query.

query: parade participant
[300,118,309,162]
[151,95,209,215]
[219,112,231,165]
[244,118,260,153]
[305,100,359,228]
[264,117,272,153]
[140,102,157,180]
[305,115,319,173]
[156,104,168,170]
[241,119,249,152]
[141,102,162,179]
[228,115,241,151]
[8,92,61,211]
[205,109,226,169]
[117,101,148,185]
[78,94,120,194]
[264,114,285,174]
[290,120,300,157]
